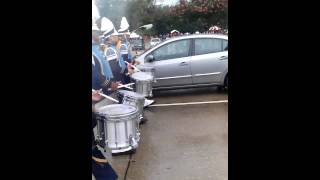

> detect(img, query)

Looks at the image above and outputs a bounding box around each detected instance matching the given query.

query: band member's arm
[127,64,134,75]
[101,78,111,89]
[101,79,120,94]
[92,156,108,163]
[102,75,120,92]
[132,58,141,65]
[122,63,135,76]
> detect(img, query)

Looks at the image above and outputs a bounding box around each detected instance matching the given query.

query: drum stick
[107,83,134,91]
[92,89,119,103]
[125,61,141,72]
[116,85,133,90]
[117,83,134,90]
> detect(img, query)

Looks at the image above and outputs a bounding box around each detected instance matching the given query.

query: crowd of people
[152,26,228,41]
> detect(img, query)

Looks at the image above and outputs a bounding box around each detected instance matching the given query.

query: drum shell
[136,65,156,82]
[97,104,140,150]
[131,72,153,97]
[117,90,145,123]
[134,80,153,97]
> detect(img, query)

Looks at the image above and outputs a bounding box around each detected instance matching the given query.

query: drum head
[98,104,137,117]
[131,72,153,81]
[118,90,145,99]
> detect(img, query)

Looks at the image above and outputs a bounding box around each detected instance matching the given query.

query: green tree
[96,0,227,35]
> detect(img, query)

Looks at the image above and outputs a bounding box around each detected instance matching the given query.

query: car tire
[224,75,228,90]
[217,85,223,91]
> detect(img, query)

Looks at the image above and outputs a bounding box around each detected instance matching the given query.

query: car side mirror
[146,55,155,62]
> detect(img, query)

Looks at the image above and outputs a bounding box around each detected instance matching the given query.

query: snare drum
[96,104,140,154]
[131,72,153,97]
[136,64,156,82]
[117,90,145,124]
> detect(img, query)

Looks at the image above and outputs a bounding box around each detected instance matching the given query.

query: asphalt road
[94,87,228,180]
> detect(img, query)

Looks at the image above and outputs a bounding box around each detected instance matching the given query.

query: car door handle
[179,62,188,66]
[218,56,228,60]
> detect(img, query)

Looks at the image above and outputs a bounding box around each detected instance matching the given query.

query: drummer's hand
[134,60,141,65]
[92,89,102,102]
[128,66,134,75]
[111,82,120,91]
[126,62,133,68]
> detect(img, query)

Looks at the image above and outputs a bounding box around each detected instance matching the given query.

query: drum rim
[118,90,145,99]
[131,72,153,81]
[97,104,138,117]
[97,112,139,122]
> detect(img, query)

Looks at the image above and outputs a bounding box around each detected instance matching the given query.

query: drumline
[95,67,155,154]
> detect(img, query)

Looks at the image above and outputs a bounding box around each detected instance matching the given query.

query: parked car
[130,38,145,51]
[150,38,161,47]
[135,34,228,90]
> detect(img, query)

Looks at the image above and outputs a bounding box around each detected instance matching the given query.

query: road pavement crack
[123,153,133,180]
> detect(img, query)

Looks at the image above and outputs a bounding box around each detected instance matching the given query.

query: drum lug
[129,135,138,149]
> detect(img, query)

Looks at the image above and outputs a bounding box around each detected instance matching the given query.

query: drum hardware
[95,113,106,148]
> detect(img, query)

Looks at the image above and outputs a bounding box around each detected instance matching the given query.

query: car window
[152,39,190,61]
[194,38,223,55]
[222,40,228,51]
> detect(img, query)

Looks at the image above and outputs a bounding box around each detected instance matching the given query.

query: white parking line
[150,100,228,107]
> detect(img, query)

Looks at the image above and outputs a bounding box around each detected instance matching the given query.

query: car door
[145,39,193,88]
[190,38,228,85]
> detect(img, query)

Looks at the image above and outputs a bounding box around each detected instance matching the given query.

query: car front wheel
[224,75,228,90]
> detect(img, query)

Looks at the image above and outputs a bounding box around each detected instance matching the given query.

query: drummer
[118,34,140,64]
[103,20,154,107]
[118,34,135,84]
[92,23,120,95]
[118,34,132,63]
[92,90,118,180]
[103,27,134,85]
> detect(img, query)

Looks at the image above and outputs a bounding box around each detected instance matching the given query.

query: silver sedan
[135,34,228,90]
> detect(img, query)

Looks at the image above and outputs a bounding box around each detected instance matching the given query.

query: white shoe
[144,99,154,107]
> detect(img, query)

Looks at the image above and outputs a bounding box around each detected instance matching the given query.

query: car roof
[154,34,227,48]
[165,34,228,42]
